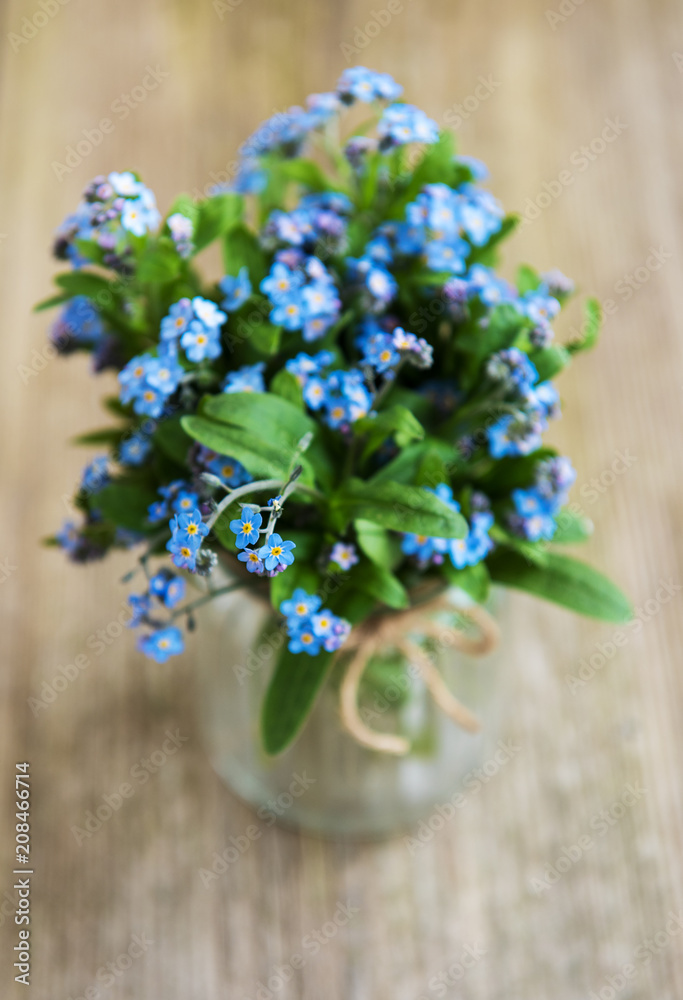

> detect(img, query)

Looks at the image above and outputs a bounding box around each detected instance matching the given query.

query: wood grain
[1,0,682,996]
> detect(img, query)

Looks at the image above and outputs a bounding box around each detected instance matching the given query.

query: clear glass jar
[197,584,508,839]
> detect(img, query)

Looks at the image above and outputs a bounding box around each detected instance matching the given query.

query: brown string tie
[338,597,500,756]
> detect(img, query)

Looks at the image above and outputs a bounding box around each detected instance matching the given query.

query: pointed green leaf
[261,645,334,755]
[331,478,467,538]
[488,550,632,622]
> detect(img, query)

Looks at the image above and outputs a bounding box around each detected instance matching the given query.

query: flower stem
[170,581,245,620]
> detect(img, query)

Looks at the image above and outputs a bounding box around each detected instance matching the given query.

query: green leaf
[354,405,424,461]
[371,439,459,485]
[95,481,158,532]
[137,241,182,283]
[261,645,335,755]
[516,264,541,295]
[354,562,409,610]
[199,391,315,454]
[442,561,490,604]
[476,448,557,494]
[457,302,529,363]
[331,478,468,538]
[488,550,632,622]
[222,223,267,282]
[275,159,332,192]
[153,417,192,466]
[55,272,114,300]
[552,509,593,544]
[489,524,549,567]
[568,297,602,354]
[530,345,570,383]
[270,369,304,408]
[71,428,123,447]
[354,518,395,567]
[194,194,244,252]
[249,322,282,355]
[34,292,70,313]
[181,414,290,479]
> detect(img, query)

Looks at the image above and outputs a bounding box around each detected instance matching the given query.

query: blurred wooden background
[2,0,683,996]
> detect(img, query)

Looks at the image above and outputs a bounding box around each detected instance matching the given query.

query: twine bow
[338,596,500,755]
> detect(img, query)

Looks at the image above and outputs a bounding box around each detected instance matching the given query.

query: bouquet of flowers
[43,66,630,754]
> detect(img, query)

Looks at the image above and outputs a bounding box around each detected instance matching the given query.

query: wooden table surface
[2,0,683,996]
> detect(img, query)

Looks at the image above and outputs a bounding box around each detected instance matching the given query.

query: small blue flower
[137,626,184,663]
[119,432,151,466]
[311,611,336,637]
[222,362,266,394]
[149,570,186,608]
[330,543,359,570]
[260,262,304,302]
[287,627,322,655]
[219,266,252,312]
[229,510,263,549]
[180,320,222,362]
[206,453,251,487]
[238,549,265,574]
[270,295,305,330]
[172,490,200,515]
[121,198,153,237]
[488,413,545,459]
[191,296,226,330]
[166,537,198,572]
[145,356,184,395]
[280,589,322,620]
[161,298,194,341]
[378,103,439,148]
[127,593,151,626]
[148,500,169,524]
[336,67,402,104]
[170,509,209,550]
[258,533,296,572]
[81,456,109,494]
[109,171,142,197]
[56,520,80,555]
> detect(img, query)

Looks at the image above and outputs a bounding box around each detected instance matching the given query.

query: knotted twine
[338,596,500,755]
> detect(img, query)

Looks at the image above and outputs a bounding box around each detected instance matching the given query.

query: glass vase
[197,584,508,839]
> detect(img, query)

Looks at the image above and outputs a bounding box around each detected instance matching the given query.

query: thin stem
[205,477,325,532]
[205,478,283,531]
[170,581,245,620]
